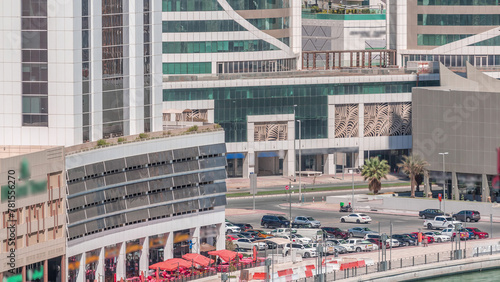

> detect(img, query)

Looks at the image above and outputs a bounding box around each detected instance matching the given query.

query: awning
[226,153,245,159]
[258,151,278,158]
[254,237,291,245]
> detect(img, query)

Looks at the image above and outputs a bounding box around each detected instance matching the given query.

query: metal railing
[296,244,500,281]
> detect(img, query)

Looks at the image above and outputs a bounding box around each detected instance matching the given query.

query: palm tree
[397,155,429,198]
[361,157,390,194]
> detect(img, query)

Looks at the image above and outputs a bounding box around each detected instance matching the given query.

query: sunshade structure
[208,250,243,262]
[182,253,214,267]
[149,258,193,271]
[200,242,216,252]
[255,237,291,245]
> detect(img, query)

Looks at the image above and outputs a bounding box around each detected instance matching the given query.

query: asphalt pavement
[226,192,500,238]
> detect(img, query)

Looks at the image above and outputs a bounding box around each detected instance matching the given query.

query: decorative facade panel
[364,102,412,137]
[254,122,288,141]
[335,104,359,138]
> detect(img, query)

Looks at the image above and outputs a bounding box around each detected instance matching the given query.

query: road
[226,191,500,238]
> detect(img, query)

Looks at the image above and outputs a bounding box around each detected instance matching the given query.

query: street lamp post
[439,152,449,214]
[352,166,354,210]
[293,105,297,182]
[298,120,302,203]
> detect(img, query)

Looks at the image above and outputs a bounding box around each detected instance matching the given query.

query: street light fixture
[439,152,449,214]
[352,164,354,210]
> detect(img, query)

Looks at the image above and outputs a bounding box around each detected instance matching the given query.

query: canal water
[417,267,500,281]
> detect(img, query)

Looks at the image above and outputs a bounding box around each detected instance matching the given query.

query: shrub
[97,139,108,147]
[187,125,198,132]
[117,137,125,143]
[139,133,149,139]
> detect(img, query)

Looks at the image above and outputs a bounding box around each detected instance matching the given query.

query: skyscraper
[0,0,163,146]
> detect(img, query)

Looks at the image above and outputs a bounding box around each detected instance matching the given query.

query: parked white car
[294,234,313,245]
[342,239,378,252]
[441,228,470,240]
[386,239,400,248]
[341,213,372,224]
[364,234,381,240]
[283,243,318,258]
[234,238,267,250]
[270,228,296,236]
[225,223,241,234]
[424,231,451,243]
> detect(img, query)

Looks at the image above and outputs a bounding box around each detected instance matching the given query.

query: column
[44,259,48,282]
[452,172,459,201]
[60,255,65,282]
[284,149,294,178]
[424,174,431,197]
[482,174,490,202]
[96,247,105,282]
[22,265,26,282]
[115,243,126,281]
[140,237,149,276]
[247,152,256,176]
[323,154,335,175]
[77,252,86,282]
[192,227,200,254]
[164,232,173,259]
[243,153,252,178]
[357,103,364,168]
[216,223,225,250]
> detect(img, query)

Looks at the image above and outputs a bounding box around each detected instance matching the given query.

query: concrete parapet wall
[343,254,500,282]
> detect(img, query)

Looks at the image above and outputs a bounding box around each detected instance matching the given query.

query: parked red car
[465,227,489,239]
[226,235,239,241]
[409,232,434,243]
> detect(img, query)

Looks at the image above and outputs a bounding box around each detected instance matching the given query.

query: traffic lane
[226,208,500,237]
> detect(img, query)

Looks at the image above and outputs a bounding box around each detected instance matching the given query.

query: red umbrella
[208,250,243,263]
[182,253,214,267]
[148,258,193,271]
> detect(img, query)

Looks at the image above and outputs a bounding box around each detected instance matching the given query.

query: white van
[296,229,324,242]
[270,228,297,236]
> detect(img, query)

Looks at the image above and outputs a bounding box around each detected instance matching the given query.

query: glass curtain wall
[102,0,128,138]
[105,244,121,282]
[86,249,100,282]
[144,0,152,132]
[21,0,48,126]
[82,0,91,142]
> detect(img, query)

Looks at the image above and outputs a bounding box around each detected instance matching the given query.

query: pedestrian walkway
[226,173,407,191]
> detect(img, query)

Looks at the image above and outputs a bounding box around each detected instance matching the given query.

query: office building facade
[161,0,302,75]
[0,0,163,147]
[387,0,500,68]
[413,63,500,203]
[65,130,227,281]
[0,147,66,282]
[163,71,439,178]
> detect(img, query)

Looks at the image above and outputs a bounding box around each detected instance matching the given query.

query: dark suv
[419,209,444,219]
[261,215,290,228]
[322,227,349,239]
[391,234,416,246]
[453,210,480,222]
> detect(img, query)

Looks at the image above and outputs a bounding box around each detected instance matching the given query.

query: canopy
[255,237,291,245]
[200,243,216,252]
[182,253,214,267]
[208,250,243,262]
[148,258,193,271]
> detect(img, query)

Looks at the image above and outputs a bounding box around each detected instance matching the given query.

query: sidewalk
[226,173,407,191]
